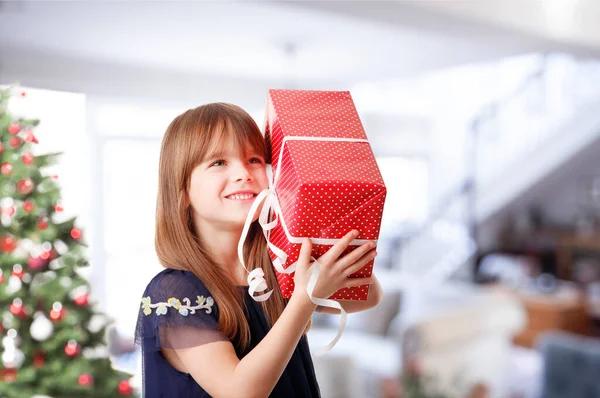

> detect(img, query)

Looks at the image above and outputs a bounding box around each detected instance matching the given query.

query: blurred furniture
[510,289,593,348]
[556,234,600,282]
[537,331,600,398]
[308,277,527,398]
[400,285,525,398]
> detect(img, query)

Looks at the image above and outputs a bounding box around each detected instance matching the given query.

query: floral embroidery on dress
[141,295,214,317]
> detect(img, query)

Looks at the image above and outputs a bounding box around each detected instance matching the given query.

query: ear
[181,192,191,209]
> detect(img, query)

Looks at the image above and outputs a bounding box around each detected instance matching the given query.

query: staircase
[396,53,600,285]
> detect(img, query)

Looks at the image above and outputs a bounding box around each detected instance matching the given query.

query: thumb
[296,238,312,273]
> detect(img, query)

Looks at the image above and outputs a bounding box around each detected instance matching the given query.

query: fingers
[342,249,377,277]
[336,241,376,270]
[319,229,359,265]
[296,238,313,274]
[343,277,374,289]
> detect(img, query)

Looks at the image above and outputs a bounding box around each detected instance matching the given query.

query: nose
[232,162,253,183]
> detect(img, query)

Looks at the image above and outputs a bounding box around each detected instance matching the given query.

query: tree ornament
[73,293,89,307]
[0,162,13,176]
[16,179,34,195]
[9,299,26,319]
[7,122,20,135]
[118,380,134,396]
[1,235,17,252]
[0,368,17,382]
[78,373,93,386]
[21,152,34,166]
[49,302,65,321]
[1,205,15,217]
[22,129,39,144]
[64,340,80,357]
[12,264,23,279]
[9,137,21,148]
[22,201,35,213]
[1,347,24,369]
[30,312,53,341]
[21,273,31,284]
[28,256,46,270]
[5,276,22,295]
[55,202,63,212]
[33,352,45,368]
[70,228,82,240]
[37,217,49,231]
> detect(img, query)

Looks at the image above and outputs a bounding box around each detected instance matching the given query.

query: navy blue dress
[134,268,321,398]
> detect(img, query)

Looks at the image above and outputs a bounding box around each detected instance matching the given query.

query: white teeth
[228,194,254,200]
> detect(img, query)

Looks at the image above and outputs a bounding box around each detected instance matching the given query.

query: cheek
[188,172,223,209]
[256,169,269,188]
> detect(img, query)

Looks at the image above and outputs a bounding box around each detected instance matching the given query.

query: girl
[135,102,383,398]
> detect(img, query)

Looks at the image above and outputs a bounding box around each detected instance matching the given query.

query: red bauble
[50,307,65,322]
[22,201,35,213]
[0,368,18,382]
[12,264,23,278]
[9,137,21,148]
[74,293,89,307]
[40,250,50,260]
[16,179,34,195]
[22,129,39,144]
[28,256,46,270]
[64,341,80,357]
[118,380,133,396]
[9,299,26,318]
[55,203,63,212]
[1,206,15,217]
[21,152,34,166]
[33,353,45,368]
[70,228,82,239]
[78,373,93,386]
[0,162,13,176]
[48,249,58,261]
[1,235,17,253]
[9,303,22,316]
[38,218,49,230]
[8,122,20,135]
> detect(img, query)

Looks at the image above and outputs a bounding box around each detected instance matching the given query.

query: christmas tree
[0,87,137,397]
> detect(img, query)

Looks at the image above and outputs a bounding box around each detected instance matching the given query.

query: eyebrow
[203,149,264,162]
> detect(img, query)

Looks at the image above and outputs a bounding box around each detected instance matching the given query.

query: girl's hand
[292,230,376,301]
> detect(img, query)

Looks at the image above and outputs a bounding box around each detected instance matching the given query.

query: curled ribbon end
[306,261,347,354]
[250,289,273,302]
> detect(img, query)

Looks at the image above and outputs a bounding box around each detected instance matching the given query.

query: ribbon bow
[237,186,295,302]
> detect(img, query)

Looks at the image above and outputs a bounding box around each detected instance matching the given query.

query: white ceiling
[0,0,572,85]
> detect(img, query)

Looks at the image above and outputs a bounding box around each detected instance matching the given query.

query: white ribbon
[236,135,376,352]
[306,259,347,356]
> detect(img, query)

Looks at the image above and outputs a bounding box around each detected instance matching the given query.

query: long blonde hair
[155,103,291,352]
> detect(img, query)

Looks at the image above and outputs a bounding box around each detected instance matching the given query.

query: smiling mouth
[226,193,257,201]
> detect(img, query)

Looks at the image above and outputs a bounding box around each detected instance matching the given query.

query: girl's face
[188,139,269,231]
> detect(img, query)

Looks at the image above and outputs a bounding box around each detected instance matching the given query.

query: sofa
[307,271,528,398]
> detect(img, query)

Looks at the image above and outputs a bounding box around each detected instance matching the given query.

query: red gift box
[263,89,387,300]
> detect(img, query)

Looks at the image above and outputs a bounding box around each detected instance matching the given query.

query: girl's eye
[249,157,263,164]
[210,159,226,167]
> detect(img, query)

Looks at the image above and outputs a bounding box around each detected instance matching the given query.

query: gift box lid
[265,89,386,242]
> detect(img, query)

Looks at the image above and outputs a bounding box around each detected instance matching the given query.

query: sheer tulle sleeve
[134,269,227,351]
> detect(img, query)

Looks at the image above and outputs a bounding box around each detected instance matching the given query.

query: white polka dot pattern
[264,89,387,301]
